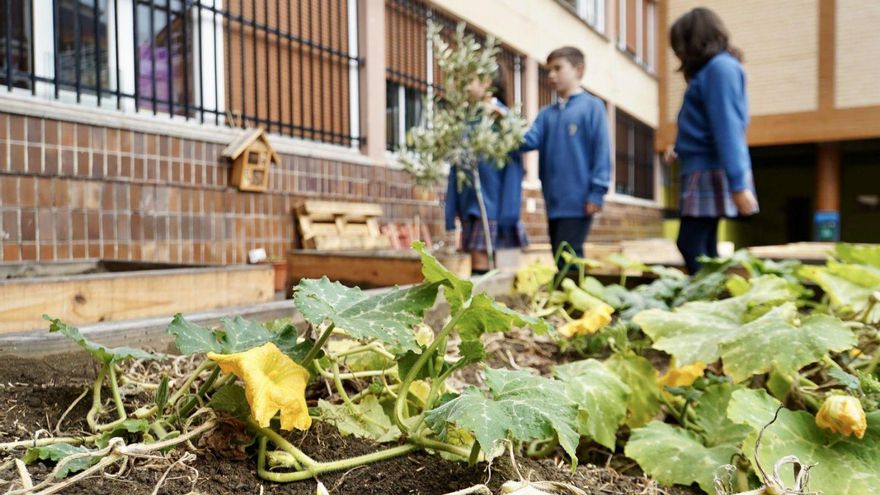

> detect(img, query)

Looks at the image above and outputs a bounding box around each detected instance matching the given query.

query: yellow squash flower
[557,304,614,338]
[208,342,312,431]
[658,361,706,389]
[816,395,867,439]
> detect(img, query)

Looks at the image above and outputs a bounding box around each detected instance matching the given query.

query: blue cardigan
[444,153,525,231]
[521,91,611,219]
[674,51,752,192]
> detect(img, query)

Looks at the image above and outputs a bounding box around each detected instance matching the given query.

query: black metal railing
[1,0,362,147]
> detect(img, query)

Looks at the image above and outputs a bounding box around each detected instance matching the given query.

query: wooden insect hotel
[222,128,280,192]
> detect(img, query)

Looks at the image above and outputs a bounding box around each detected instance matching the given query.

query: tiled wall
[0,112,661,265]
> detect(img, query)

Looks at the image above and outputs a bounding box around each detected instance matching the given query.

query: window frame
[16,0,225,121]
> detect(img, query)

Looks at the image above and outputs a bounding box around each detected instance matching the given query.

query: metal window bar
[0,0,362,146]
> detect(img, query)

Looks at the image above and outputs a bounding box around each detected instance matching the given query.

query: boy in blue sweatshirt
[521,47,611,266]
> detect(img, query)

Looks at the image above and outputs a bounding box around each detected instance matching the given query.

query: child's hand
[663,145,677,164]
[481,100,507,117]
[585,203,602,215]
[732,190,759,216]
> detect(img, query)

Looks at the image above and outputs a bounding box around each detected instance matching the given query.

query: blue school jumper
[521,91,611,219]
[674,51,756,218]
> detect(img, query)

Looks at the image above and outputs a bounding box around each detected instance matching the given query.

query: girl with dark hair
[444,65,528,272]
[666,7,759,274]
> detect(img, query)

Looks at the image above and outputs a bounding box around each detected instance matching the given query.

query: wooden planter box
[288,249,471,288]
[0,261,274,334]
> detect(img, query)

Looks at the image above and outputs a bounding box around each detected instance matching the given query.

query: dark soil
[0,307,699,495]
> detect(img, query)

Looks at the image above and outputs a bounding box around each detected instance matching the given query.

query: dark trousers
[677,216,720,274]
[548,216,593,270]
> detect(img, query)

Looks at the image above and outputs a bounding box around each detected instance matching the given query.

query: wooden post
[522,57,540,185]
[816,142,841,212]
[815,141,842,241]
[359,0,386,163]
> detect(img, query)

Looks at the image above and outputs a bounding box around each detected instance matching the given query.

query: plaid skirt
[460,217,529,252]
[680,169,758,218]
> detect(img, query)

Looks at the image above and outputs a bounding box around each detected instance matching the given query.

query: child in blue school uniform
[520,47,611,267]
[445,67,528,273]
[666,7,759,274]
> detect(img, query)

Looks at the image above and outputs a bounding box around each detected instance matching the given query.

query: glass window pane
[385,80,399,151]
[0,0,33,89]
[57,0,110,95]
[136,0,193,115]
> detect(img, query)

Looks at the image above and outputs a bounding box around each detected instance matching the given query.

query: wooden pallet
[295,200,391,250]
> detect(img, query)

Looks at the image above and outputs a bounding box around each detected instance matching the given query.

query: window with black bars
[384,0,523,151]
[1,0,363,147]
[538,65,556,107]
[615,108,655,199]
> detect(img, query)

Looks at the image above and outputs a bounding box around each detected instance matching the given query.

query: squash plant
[512,243,880,495]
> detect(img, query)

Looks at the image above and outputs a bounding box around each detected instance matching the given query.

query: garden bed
[0,260,274,334]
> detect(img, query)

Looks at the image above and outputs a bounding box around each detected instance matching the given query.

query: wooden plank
[301,200,383,218]
[0,266,274,334]
[289,250,470,288]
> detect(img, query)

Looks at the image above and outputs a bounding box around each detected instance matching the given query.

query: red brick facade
[0,112,661,265]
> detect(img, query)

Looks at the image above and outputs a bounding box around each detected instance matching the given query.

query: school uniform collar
[557,89,585,109]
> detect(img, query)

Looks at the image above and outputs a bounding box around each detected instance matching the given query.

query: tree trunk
[471,170,495,270]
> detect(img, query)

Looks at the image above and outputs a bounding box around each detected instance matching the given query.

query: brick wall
[0,113,445,264]
[0,112,661,265]
[520,187,663,244]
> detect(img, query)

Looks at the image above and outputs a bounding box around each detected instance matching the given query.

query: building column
[359,0,386,163]
[815,141,842,241]
[522,57,540,185]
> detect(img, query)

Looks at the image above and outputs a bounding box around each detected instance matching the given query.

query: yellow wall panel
[835,0,880,108]
[664,0,819,123]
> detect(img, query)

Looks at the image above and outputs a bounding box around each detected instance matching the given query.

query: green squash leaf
[167,313,223,355]
[46,316,165,364]
[693,383,751,447]
[208,383,250,418]
[413,240,473,312]
[168,314,310,360]
[719,304,855,382]
[553,359,630,449]
[425,368,579,464]
[800,261,880,323]
[728,389,880,495]
[625,421,738,493]
[835,243,880,269]
[457,293,550,342]
[633,275,800,365]
[316,396,401,443]
[24,443,101,478]
[95,419,150,448]
[605,352,662,427]
[293,277,440,352]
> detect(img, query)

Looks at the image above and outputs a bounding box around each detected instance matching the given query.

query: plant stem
[314,359,397,380]
[133,360,215,420]
[468,441,481,466]
[394,309,465,434]
[86,364,108,432]
[330,361,390,431]
[302,322,335,366]
[334,342,396,361]
[0,434,101,451]
[472,169,495,270]
[257,440,419,482]
[246,418,318,468]
[107,364,128,421]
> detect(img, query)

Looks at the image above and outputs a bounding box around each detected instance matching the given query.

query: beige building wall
[433,0,659,128]
[835,0,880,108]
[659,0,880,148]
[664,0,819,122]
